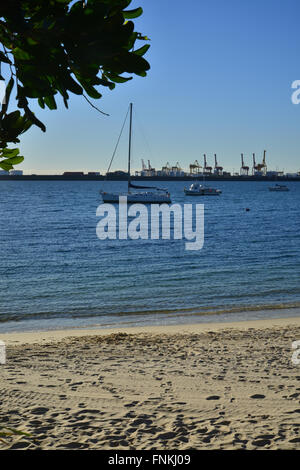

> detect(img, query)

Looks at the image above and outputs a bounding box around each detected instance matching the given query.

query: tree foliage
[0,0,150,170]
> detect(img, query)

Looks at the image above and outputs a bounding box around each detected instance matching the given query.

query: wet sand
[1,317,300,450]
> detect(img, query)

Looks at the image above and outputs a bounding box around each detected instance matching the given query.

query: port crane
[162,162,171,175]
[140,158,156,176]
[252,151,267,175]
[172,162,182,174]
[147,160,156,176]
[257,150,267,175]
[189,160,201,175]
[252,153,258,175]
[240,153,249,176]
[203,154,212,174]
[214,154,223,175]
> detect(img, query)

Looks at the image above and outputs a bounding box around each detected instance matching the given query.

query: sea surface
[0,180,300,332]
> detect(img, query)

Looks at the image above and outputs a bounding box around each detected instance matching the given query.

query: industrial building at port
[134,152,300,179]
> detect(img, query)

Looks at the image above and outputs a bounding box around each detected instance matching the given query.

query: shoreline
[2,315,300,345]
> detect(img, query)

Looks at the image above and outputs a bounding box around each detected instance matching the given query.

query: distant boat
[184,159,221,196]
[100,103,171,204]
[101,187,172,203]
[184,182,222,196]
[269,184,290,192]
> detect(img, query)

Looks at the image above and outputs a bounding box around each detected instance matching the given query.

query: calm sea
[0,180,299,332]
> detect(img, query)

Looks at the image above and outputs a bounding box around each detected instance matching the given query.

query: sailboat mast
[128,102,133,192]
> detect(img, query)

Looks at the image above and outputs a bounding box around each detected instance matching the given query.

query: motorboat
[269,184,289,192]
[184,182,222,196]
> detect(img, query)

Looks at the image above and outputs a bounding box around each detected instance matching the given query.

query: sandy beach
[1,317,300,450]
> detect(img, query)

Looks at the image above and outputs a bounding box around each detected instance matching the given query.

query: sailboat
[100,103,171,204]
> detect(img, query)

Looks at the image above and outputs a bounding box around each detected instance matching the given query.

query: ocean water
[0,180,299,332]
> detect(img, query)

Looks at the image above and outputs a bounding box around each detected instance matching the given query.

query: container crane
[203,154,212,174]
[253,150,267,175]
[252,153,258,175]
[189,160,201,175]
[147,160,156,176]
[162,162,171,175]
[240,153,249,176]
[214,154,223,175]
[172,162,182,172]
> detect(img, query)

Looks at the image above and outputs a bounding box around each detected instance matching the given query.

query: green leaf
[13,48,31,61]
[18,97,46,133]
[44,95,57,110]
[1,148,20,158]
[38,98,45,109]
[134,44,150,56]
[0,160,13,171]
[1,111,22,129]
[65,76,83,95]
[26,37,38,46]
[3,156,24,165]
[105,73,132,83]
[20,117,33,134]
[80,82,102,99]
[94,77,115,90]
[123,7,143,19]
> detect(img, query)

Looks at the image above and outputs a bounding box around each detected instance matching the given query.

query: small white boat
[184,182,222,196]
[100,103,171,204]
[269,184,289,192]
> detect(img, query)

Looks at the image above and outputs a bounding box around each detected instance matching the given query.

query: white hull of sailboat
[101,192,171,204]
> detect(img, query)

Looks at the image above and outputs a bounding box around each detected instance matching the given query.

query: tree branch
[83,94,109,116]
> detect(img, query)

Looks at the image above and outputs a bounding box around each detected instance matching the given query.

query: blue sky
[15,0,300,174]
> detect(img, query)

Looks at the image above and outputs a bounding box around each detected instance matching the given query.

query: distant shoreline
[0,175,300,181]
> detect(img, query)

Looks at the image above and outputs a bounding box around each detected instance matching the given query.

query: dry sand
[1,317,300,450]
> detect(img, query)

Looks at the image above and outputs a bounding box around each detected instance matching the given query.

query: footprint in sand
[157,431,177,440]
[124,401,139,408]
[252,439,271,447]
[289,437,300,443]
[30,407,49,415]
